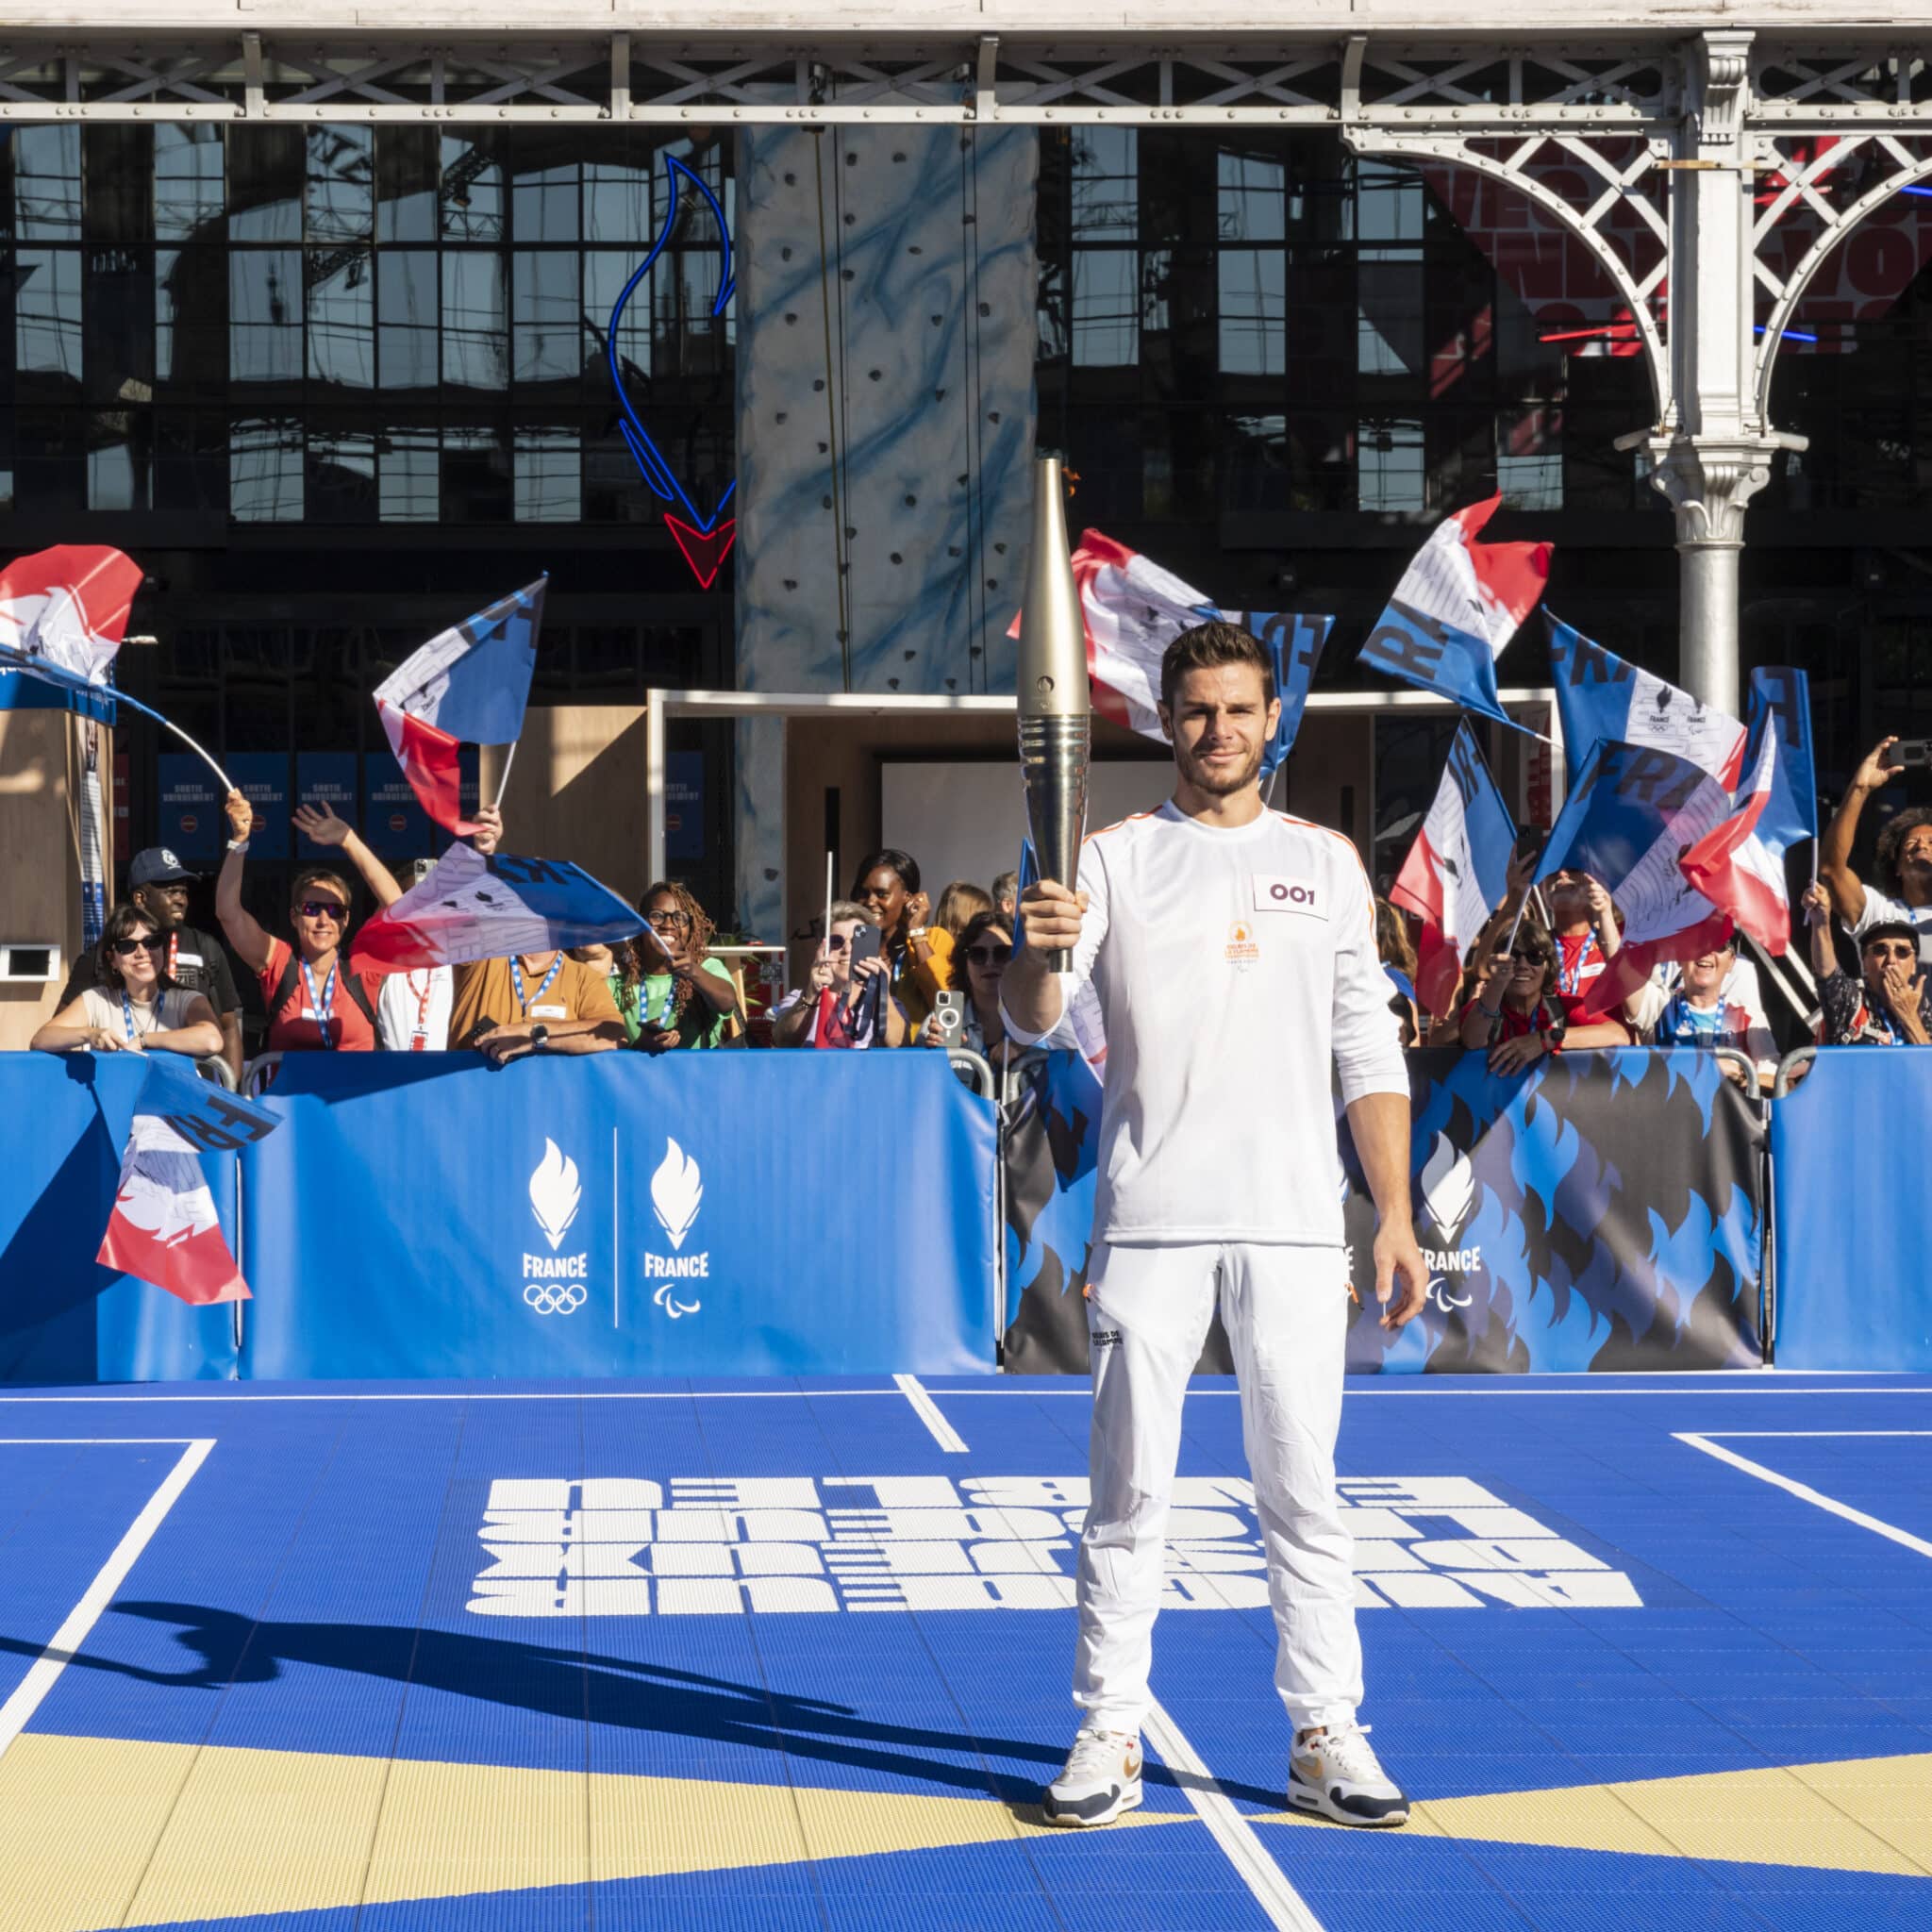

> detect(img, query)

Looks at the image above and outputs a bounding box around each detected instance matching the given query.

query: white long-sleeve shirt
[1003,801,1408,1247]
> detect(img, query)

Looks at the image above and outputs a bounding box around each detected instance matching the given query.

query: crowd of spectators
[27,726,1932,1084]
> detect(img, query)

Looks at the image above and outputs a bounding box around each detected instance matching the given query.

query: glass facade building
[4,118,1930,917]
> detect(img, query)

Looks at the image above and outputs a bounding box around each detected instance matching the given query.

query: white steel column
[1643,29,1794,716]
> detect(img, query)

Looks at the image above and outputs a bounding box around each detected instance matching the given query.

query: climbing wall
[729,124,1038,944]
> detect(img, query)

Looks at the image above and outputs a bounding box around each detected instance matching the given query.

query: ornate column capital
[1644,435,1781,548]
[1692,28,1755,148]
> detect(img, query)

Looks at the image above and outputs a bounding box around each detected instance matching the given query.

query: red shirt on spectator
[1553,929,1607,1028]
[259,938,378,1052]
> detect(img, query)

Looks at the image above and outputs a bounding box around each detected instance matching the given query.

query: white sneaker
[1287,1724,1409,1827]
[1042,1726,1144,1827]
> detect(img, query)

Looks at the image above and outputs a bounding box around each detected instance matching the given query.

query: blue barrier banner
[240,1052,997,1379]
[0,1056,239,1384]
[1004,1047,1764,1374]
[1772,1047,1932,1371]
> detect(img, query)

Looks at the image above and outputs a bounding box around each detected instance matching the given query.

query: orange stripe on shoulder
[1082,809,1159,848]
[1272,811,1374,888]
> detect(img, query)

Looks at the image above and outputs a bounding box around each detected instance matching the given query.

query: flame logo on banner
[1419,1132,1475,1240]
[650,1139,704,1251]
[528,1139,582,1251]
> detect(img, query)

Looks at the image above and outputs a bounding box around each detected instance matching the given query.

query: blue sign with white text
[156,755,223,861]
[666,750,704,862]
[295,753,358,841]
[361,753,435,858]
[226,752,291,861]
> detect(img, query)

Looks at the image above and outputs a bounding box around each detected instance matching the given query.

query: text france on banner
[1536,738,1736,1015]
[1547,615,1746,785]
[1358,496,1550,728]
[374,576,547,834]
[349,842,641,975]
[97,1058,280,1307]
[1389,723,1518,1018]
[0,543,143,688]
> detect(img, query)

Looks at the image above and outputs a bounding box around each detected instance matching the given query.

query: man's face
[1682,950,1731,1000]
[1863,934,1918,984]
[855,868,908,935]
[1159,663,1280,801]
[132,881,190,932]
[1899,823,1932,881]
[826,918,861,989]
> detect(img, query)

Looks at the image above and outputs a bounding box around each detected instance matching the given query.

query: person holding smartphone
[771,902,906,1048]
[1820,736,1932,953]
[629,882,741,1053]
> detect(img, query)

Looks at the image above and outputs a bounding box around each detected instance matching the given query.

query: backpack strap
[340,968,379,1030]
[271,948,378,1044]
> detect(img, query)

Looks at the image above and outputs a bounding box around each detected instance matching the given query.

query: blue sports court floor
[1,1371,1928,1931]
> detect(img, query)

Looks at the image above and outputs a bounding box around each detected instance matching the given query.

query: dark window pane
[1219,250,1286,376]
[308,246,374,388]
[223,630,291,755]
[585,251,650,383]
[583,412,654,524]
[14,126,81,242]
[155,125,225,242]
[156,408,227,512]
[378,418,439,522]
[86,126,154,245]
[229,249,302,384]
[228,126,303,242]
[1218,148,1285,243]
[513,420,580,521]
[156,248,227,395]
[441,417,511,521]
[1071,128,1137,242]
[230,415,304,520]
[306,126,374,243]
[15,405,85,513]
[441,134,505,243]
[15,249,82,393]
[512,145,579,242]
[513,250,581,385]
[376,249,438,390]
[1072,250,1138,367]
[442,252,507,389]
[88,406,152,510]
[1358,414,1424,511]
[85,248,155,407]
[376,127,438,243]
[586,145,653,243]
[307,415,377,522]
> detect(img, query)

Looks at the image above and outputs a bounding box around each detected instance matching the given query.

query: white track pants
[1073,1241,1361,1737]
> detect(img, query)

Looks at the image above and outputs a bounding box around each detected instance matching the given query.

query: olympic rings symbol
[524,1283,588,1316]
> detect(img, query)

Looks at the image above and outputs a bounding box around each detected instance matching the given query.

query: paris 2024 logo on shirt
[646,1137,706,1319]
[524,1138,589,1315]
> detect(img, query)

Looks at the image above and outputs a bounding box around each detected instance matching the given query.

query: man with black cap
[58,847,243,1081]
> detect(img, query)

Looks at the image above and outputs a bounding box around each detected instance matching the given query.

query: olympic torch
[1016,453,1091,972]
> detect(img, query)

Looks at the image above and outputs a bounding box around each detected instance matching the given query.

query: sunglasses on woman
[109,935,167,958]
[297,900,348,922]
[965,944,1012,967]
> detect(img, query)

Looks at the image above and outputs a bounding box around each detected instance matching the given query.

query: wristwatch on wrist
[529,1024,550,1052]
[226,837,250,852]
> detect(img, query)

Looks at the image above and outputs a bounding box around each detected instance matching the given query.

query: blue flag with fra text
[1745,665,1816,848]
[1250,611,1334,779]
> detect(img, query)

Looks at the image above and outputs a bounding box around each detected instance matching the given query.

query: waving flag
[350,841,640,975]
[97,1060,280,1306]
[1548,616,1746,787]
[1258,613,1333,780]
[1389,724,1518,1016]
[1358,497,1551,728]
[1678,667,1815,955]
[0,543,143,688]
[1538,739,1737,1015]
[374,577,547,833]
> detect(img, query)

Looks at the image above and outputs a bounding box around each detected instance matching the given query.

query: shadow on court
[0,1601,1282,1810]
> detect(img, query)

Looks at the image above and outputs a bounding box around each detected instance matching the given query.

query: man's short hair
[1159,620,1275,716]
[991,869,1019,905]
[291,866,352,908]
[1874,806,1932,891]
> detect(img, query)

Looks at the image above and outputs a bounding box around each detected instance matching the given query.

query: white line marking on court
[892,1374,969,1453]
[0,1437,214,1760]
[1690,1431,1932,1438]
[1674,1432,1932,1560]
[1142,1698,1326,1932]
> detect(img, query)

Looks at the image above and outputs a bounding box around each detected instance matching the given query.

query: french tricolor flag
[1359,497,1551,729]
[96,1060,280,1307]
[1389,723,1518,1017]
[0,542,144,686]
[374,577,546,834]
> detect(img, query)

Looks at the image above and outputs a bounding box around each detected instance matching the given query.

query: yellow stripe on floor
[0,1731,1180,1932]
[1261,1751,1932,1878]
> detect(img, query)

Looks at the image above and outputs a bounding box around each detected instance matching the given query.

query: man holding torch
[1003,458,1427,1830]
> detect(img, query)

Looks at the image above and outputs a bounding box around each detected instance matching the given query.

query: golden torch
[1016,453,1091,972]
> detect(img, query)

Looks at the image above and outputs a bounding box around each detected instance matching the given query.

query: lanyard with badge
[1558,930,1596,998]
[300,958,338,1048]
[406,969,434,1050]
[512,953,563,1017]
[120,991,158,1043]
[646,976,679,1029]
